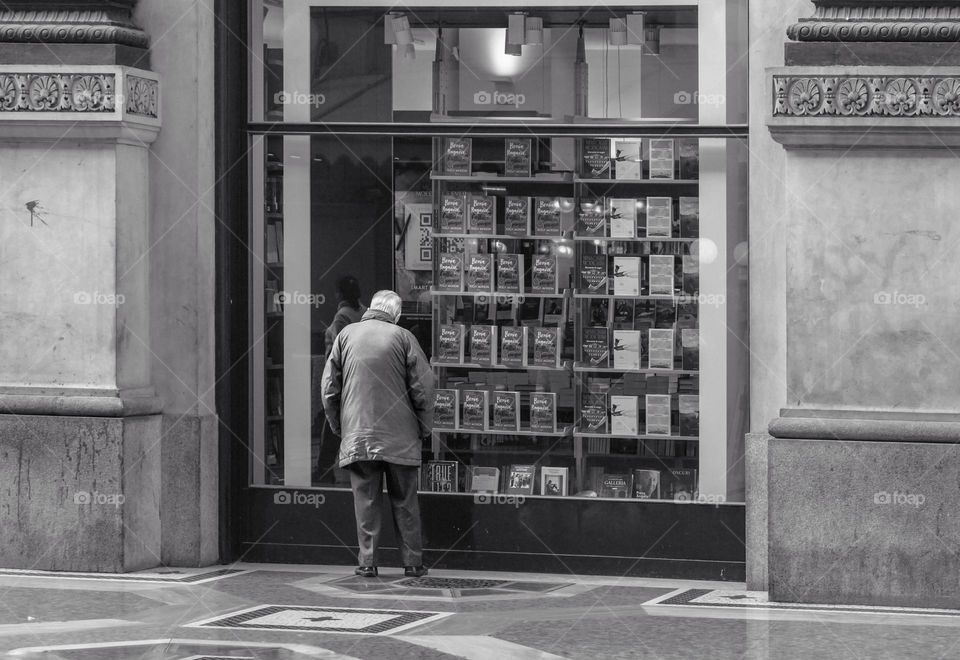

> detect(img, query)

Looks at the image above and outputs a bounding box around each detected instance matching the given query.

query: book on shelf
[266,222,281,264]
[468,466,500,493]
[681,328,699,371]
[531,327,561,368]
[647,138,675,180]
[648,255,675,296]
[612,256,641,296]
[663,467,697,501]
[632,468,661,499]
[531,255,559,294]
[436,324,466,364]
[499,326,527,367]
[534,198,563,236]
[609,198,637,238]
[542,298,566,326]
[425,460,459,492]
[679,394,699,436]
[645,394,672,436]
[679,196,699,238]
[581,327,610,368]
[461,390,490,431]
[437,253,464,291]
[540,465,568,496]
[612,329,641,370]
[610,394,639,436]
[580,378,608,434]
[496,254,523,293]
[648,328,675,369]
[588,297,610,326]
[518,298,542,327]
[468,195,496,234]
[440,192,467,233]
[613,299,635,328]
[581,138,611,178]
[682,255,699,296]
[504,138,533,177]
[506,464,536,495]
[267,374,283,416]
[265,278,280,313]
[504,196,531,236]
[443,137,472,176]
[433,389,459,429]
[600,472,632,498]
[577,199,607,237]
[613,139,642,180]
[579,254,608,293]
[492,391,521,431]
[470,325,497,366]
[466,253,494,292]
[529,392,557,433]
[679,138,699,180]
[496,299,517,323]
[646,196,673,238]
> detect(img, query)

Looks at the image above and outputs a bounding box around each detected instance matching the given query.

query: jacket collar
[362,309,396,324]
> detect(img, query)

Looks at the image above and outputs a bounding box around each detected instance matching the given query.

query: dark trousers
[347,460,423,567]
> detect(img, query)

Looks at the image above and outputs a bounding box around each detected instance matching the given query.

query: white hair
[369,290,402,322]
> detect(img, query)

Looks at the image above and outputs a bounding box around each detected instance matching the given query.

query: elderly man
[321,290,434,578]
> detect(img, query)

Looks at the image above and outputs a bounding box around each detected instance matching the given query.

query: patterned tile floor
[0,564,958,659]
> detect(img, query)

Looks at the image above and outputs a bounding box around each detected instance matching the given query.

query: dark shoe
[404,565,428,578]
[355,566,378,578]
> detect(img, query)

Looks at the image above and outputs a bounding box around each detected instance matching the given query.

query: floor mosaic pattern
[186,604,453,635]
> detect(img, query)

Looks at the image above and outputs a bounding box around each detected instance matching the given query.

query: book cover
[530,392,557,433]
[612,256,641,296]
[612,329,641,370]
[678,138,699,180]
[588,298,610,327]
[466,254,494,291]
[682,255,699,296]
[646,196,673,238]
[609,394,639,436]
[664,467,697,501]
[444,137,472,176]
[496,254,523,293]
[679,394,699,437]
[647,138,675,180]
[531,255,559,294]
[437,253,464,291]
[609,198,637,238]
[440,193,467,233]
[681,328,699,371]
[600,473,632,498]
[577,199,607,236]
[492,391,521,431]
[542,298,566,326]
[436,324,465,364]
[468,466,500,493]
[613,140,642,180]
[506,464,536,495]
[531,327,561,368]
[468,195,496,234]
[645,394,672,436]
[580,254,608,293]
[581,138,611,178]
[582,327,609,367]
[518,298,542,327]
[433,389,459,429]
[648,328,675,370]
[534,198,562,236]
[469,325,497,365]
[613,299,635,328]
[504,196,531,236]
[679,196,699,238]
[633,469,661,499]
[499,326,527,367]
[648,255,675,296]
[426,460,459,492]
[540,465,568,496]
[461,390,490,431]
[579,401,608,434]
[504,138,533,177]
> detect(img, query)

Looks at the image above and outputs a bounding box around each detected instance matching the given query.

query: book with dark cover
[648,328,675,370]
[612,329,641,370]
[466,254,494,291]
[492,391,521,431]
[610,394,639,436]
[679,196,699,238]
[470,325,497,365]
[440,193,467,233]
[678,138,699,180]
[529,392,557,432]
[609,198,637,238]
[468,466,500,493]
[518,298,542,327]
[468,195,496,234]
[681,328,699,371]
[531,327,561,368]
[600,473,632,498]
[577,199,607,236]
[534,198,562,236]
[499,326,527,367]
[645,394,672,436]
[581,138,611,178]
[647,138,675,180]
[425,460,459,492]
[579,401,608,434]
[612,256,640,296]
[588,298,610,326]
[632,469,661,499]
[433,389,459,429]
[506,464,536,495]
[497,254,523,293]
[540,465,568,496]
[504,196,531,236]
[461,390,490,431]
[542,298,566,326]
[443,137,472,176]
[613,140,642,180]
[645,196,672,238]
[531,255,558,293]
[679,394,699,437]
[504,138,533,177]
[682,255,699,296]
[437,253,463,291]
[663,467,698,501]
[580,254,608,293]
[436,324,465,364]
[582,327,609,367]
[613,299,635,328]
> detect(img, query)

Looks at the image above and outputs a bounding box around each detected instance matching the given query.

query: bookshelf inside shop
[263,140,285,482]
[424,134,702,501]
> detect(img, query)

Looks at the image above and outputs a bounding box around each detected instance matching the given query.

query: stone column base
[0,414,160,572]
[745,432,769,591]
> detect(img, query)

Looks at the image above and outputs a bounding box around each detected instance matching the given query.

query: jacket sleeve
[405,333,435,439]
[321,334,344,436]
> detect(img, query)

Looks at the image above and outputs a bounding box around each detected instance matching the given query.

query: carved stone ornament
[788,1,960,42]
[0,1,147,48]
[774,75,960,117]
[0,72,116,112]
[124,74,158,118]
